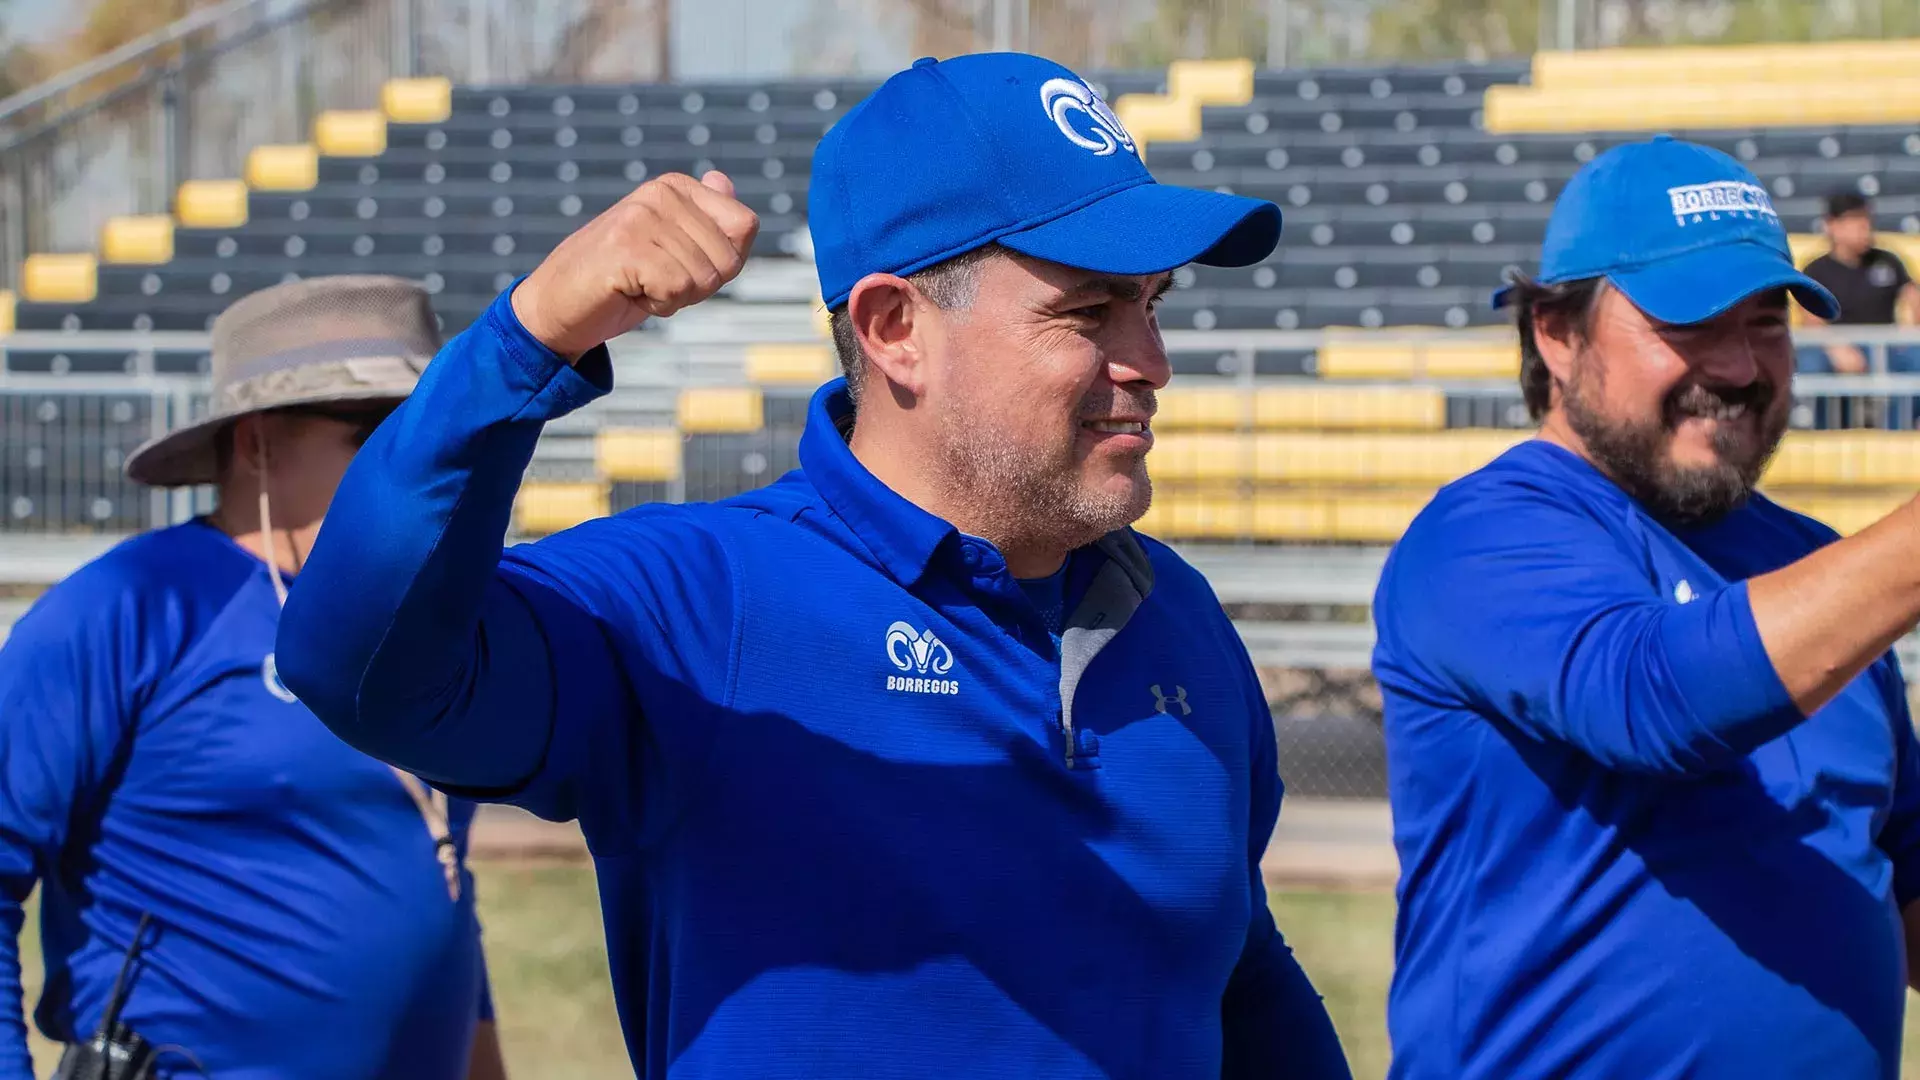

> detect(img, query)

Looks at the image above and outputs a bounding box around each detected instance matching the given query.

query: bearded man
[1372,134,1920,1080]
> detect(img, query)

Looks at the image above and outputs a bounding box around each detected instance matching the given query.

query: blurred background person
[0,277,505,1080]
[1799,192,1920,376]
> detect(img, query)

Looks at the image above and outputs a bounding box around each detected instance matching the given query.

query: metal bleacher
[7,33,1920,709]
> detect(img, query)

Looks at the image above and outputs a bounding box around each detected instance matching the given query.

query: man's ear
[846,274,932,397]
[1533,304,1584,387]
[226,415,264,479]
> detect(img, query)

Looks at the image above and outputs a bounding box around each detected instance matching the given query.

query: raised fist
[510,171,761,361]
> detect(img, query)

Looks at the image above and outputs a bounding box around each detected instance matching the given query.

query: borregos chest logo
[885,621,959,696]
[1039,78,1136,158]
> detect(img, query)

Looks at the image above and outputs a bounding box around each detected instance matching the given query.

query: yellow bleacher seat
[1763,431,1920,488]
[1485,79,1920,135]
[1156,385,1446,431]
[1166,59,1255,107]
[1532,40,1920,92]
[1156,387,1253,431]
[1256,385,1445,430]
[1317,336,1518,380]
[514,481,608,535]
[245,144,319,192]
[1330,492,1431,543]
[745,343,835,385]
[382,77,453,124]
[100,216,173,264]
[1113,94,1198,148]
[1137,487,1437,542]
[596,428,682,482]
[1790,233,1920,272]
[22,253,97,304]
[1768,492,1906,537]
[314,110,388,157]
[0,289,14,335]
[1151,431,1526,486]
[176,180,250,229]
[677,386,764,433]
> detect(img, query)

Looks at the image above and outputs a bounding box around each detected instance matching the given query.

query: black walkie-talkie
[53,912,159,1080]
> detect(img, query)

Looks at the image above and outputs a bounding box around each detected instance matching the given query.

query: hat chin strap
[252,432,458,900]
[257,441,290,609]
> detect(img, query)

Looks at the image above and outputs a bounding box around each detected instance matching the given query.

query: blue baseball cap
[809,53,1282,310]
[1493,134,1838,325]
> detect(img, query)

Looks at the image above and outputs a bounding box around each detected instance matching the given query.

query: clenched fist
[511,171,760,361]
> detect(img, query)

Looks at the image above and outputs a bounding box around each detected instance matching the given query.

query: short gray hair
[828,244,1005,404]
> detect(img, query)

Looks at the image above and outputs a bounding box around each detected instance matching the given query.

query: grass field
[17,867,1920,1078]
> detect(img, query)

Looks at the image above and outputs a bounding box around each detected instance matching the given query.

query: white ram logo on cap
[1040,77,1136,158]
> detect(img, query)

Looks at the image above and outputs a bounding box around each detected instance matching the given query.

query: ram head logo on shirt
[886,621,955,676]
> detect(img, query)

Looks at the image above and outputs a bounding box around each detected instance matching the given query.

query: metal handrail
[10,323,1920,358]
[0,0,278,128]
[0,0,341,158]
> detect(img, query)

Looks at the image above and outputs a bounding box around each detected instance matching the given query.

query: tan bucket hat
[125,274,440,487]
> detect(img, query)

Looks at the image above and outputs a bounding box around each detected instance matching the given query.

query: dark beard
[1560,366,1787,527]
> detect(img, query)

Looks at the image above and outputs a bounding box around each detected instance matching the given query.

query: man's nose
[1107,313,1171,391]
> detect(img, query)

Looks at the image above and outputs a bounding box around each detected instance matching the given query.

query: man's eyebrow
[1055,272,1176,305]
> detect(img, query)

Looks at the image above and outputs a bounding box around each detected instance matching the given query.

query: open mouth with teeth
[1679,401,1749,423]
[1083,420,1150,435]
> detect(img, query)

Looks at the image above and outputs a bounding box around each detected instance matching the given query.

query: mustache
[1077,388,1157,422]
[1664,378,1774,422]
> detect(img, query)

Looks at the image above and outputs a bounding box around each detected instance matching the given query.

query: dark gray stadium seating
[0,392,158,531]
[15,61,1918,345]
[10,60,1920,531]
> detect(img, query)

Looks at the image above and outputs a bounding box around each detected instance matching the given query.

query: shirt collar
[798,378,958,587]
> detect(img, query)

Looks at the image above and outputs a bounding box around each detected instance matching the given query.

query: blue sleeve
[1220,631,1351,1079]
[276,287,624,819]
[1372,482,1803,777]
[1873,658,1920,909]
[0,581,144,1078]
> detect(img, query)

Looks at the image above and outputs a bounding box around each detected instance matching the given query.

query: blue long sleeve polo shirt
[276,287,1351,1080]
[1374,439,1920,1080]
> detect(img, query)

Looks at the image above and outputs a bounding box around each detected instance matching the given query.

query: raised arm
[1373,476,1920,777]
[276,172,759,811]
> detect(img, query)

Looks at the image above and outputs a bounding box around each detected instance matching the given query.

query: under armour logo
[1039,77,1136,158]
[1151,684,1190,716]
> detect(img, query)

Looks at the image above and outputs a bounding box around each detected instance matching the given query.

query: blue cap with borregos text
[809,53,1282,311]
[1493,134,1838,324]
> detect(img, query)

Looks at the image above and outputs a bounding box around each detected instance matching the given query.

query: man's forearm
[1221,930,1351,1080]
[277,288,611,788]
[466,1019,508,1080]
[1749,496,1920,716]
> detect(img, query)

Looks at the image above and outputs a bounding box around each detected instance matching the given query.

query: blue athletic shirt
[0,521,489,1080]
[275,287,1353,1080]
[1373,438,1920,1080]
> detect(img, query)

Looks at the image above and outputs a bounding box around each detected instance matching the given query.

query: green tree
[1110,0,1267,68]
[1367,0,1540,60]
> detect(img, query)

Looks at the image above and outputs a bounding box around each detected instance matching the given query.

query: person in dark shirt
[1799,192,1920,375]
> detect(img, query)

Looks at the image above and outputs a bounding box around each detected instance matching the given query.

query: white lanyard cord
[391,769,462,902]
[259,457,458,902]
